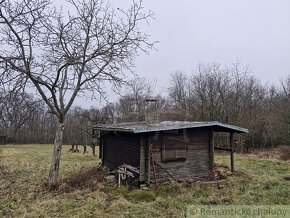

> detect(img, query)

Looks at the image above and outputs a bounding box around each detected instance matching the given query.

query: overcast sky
[68,0,290,107]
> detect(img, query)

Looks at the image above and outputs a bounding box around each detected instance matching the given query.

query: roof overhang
[91,121,249,134]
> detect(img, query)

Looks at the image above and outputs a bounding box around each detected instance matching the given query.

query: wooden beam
[214,147,231,151]
[230,132,234,172]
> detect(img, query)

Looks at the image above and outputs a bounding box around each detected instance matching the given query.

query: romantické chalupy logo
[186,205,289,217]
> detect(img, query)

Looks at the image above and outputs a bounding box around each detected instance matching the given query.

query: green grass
[0,144,289,217]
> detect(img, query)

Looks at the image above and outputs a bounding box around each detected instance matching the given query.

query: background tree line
[1,63,289,152]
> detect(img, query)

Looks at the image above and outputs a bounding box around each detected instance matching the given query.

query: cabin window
[161,136,187,161]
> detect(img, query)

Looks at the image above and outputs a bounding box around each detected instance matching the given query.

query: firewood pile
[116,164,140,187]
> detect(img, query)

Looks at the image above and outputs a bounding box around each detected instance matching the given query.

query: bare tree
[0,90,37,141]
[0,0,154,186]
[168,72,189,112]
[274,76,290,145]
[115,76,156,122]
[167,62,278,151]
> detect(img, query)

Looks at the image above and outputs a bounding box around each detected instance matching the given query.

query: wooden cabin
[91,121,248,185]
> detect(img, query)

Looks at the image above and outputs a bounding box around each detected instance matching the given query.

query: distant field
[0,144,289,217]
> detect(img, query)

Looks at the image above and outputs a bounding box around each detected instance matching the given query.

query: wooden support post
[208,128,214,172]
[92,145,96,156]
[139,135,146,182]
[145,134,151,185]
[149,143,158,189]
[230,132,234,173]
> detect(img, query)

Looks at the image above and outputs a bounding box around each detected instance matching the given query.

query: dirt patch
[239,146,290,161]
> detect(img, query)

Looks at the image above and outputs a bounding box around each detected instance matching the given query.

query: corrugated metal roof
[91,121,249,133]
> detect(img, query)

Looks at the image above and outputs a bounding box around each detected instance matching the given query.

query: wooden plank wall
[150,128,209,182]
[102,132,140,170]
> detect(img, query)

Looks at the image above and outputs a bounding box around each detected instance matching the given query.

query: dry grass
[57,166,116,193]
[0,144,289,217]
[217,145,290,161]
[247,145,290,161]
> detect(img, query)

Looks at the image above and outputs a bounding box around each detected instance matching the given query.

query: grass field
[0,144,289,217]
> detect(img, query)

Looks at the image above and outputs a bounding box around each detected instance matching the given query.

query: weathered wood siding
[101,132,140,170]
[150,128,209,182]
[101,127,211,183]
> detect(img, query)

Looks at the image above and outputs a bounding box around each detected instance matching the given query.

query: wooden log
[121,164,140,174]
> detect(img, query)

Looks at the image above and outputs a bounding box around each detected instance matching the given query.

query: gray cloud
[54,0,290,107]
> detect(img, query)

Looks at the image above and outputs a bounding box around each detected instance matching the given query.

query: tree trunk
[48,122,64,186]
